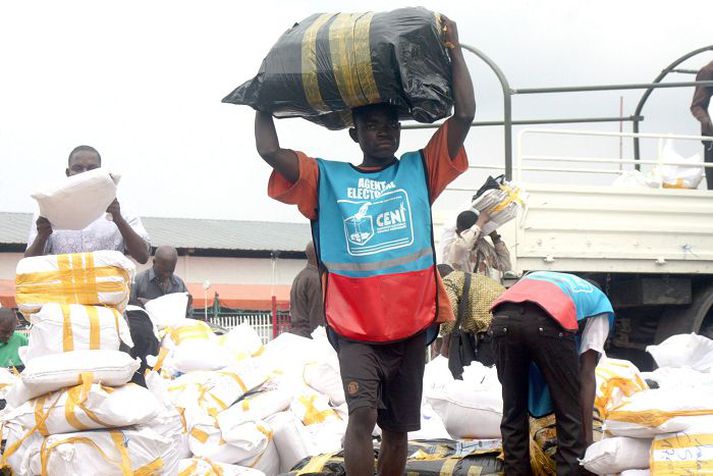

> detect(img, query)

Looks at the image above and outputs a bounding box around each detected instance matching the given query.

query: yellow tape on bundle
[135,458,164,476]
[16,252,130,307]
[594,371,647,417]
[329,12,379,108]
[651,434,713,474]
[62,304,74,351]
[297,453,336,474]
[218,370,248,393]
[34,396,50,436]
[607,408,713,428]
[38,430,133,476]
[87,305,102,350]
[178,460,199,476]
[178,457,225,476]
[146,347,169,376]
[190,427,210,444]
[301,13,334,114]
[298,394,336,425]
[241,399,251,411]
[488,184,524,214]
[170,325,212,345]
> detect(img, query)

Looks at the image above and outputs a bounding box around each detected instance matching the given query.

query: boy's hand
[36,216,53,239]
[442,16,460,49]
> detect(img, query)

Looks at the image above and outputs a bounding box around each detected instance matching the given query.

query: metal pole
[513,80,713,95]
[460,44,514,180]
[633,45,713,165]
[402,115,643,130]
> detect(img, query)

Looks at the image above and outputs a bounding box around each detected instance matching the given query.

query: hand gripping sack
[31,168,121,231]
[15,251,135,316]
[24,303,134,362]
[222,7,453,130]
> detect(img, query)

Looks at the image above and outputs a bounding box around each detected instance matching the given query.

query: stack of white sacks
[581,333,713,476]
[2,250,185,475]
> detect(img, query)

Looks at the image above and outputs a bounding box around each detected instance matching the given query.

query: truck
[416,44,713,370]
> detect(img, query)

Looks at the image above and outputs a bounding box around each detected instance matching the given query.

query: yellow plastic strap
[2,392,62,465]
[109,431,133,476]
[219,371,247,393]
[256,423,273,440]
[171,325,212,345]
[190,427,210,444]
[152,347,169,373]
[329,13,364,108]
[297,453,335,474]
[178,460,198,476]
[352,12,379,104]
[253,345,265,357]
[301,13,334,114]
[111,308,122,340]
[86,306,102,350]
[135,458,164,476]
[65,386,90,432]
[40,435,120,476]
[489,184,524,214]
[651,435,713,474]
[61,304,74,352]
[298,395,335,425]
[241,399,251,411]
[34,396,50,436]
[608,408,713,427]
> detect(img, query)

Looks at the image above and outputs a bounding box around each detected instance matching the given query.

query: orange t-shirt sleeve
[267,151,319,220]
[435,271,455,323]
[421,120,469,203]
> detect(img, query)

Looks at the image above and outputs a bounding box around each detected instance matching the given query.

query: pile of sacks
[140,293,355,475]
[581,333,713,475]
[1,251,186,475]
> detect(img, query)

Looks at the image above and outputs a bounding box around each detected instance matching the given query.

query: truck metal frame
[404,45,713,369]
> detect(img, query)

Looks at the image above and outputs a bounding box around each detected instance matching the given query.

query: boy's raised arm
[255,111,300,183]
[443,17,475,160]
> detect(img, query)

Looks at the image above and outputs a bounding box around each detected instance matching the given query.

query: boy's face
[66,151,101,177]
[350,108,401,162]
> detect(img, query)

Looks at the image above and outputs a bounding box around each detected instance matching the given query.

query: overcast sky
[1,0,711,226]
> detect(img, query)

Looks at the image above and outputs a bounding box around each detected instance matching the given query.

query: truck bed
[509,183,713,275]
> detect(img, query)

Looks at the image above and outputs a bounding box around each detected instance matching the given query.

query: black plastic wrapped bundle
[222,7,453,130]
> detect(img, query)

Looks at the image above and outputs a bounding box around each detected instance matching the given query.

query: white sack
[646,333,713,372]
[189,417,271,465]
[595,357,648,416]
[218,389,291,441]
[656,140,704,189]
[290,389,341,426]
[651,416,713,475]
[144,292,190,329]
[4,382,160,435]
[428,378,502,439]
[15,250,134,315]
[31,168,121,230]
[219,323,266,362]
[162,319,230,373]
[6,350,139,407]
[25,303,133,362]
[303,361,345,406]
[178,458,266,476]
[4,424,178,476]
[580,436,651,475]
[408,403,451,440]
[237,439,280,476]
[604,388,713,438]
[266,411,314,474]
[0,367,19,400]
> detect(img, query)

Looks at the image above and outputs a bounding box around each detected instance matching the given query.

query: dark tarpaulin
[222,7,453,130]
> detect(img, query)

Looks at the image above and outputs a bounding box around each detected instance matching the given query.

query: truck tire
[655,282,713,344]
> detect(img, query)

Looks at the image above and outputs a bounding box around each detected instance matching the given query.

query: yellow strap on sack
[61,304,74,351]
[190,427,210,444]
[150,347,169,374]
[651,433,713,473]
[297,453,336,474]
[488,183,524,214]
[135,458,164,476]
[218,370,248,393]
[298,394,336,425]
[109,431,134,476]
[301,13,335,114]
[178,457,225,476]
[607,408,713,428]
[178,460,199,476]
[170,324,212,345]
[34,396,50,436]
[595,375,647,417]
[86,305,102,350]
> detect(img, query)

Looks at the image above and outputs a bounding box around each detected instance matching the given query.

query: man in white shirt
[25,145,150,263]
[443,210,511,282]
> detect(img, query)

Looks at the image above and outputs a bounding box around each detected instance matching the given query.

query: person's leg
[344,407,378,476]
[377,332,426,475]
[336,336,382,476]
[491,307,532,475]
[529,313,585,476]
[377,429,408,476]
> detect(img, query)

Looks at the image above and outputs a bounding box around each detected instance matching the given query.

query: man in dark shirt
[131,245,190,307]
[691,60,713,190]
[289,242,324,338]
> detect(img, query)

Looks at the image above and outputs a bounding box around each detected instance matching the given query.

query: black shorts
[335,331,426,433]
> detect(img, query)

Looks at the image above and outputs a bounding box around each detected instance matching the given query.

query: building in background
[0,212,311,314]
